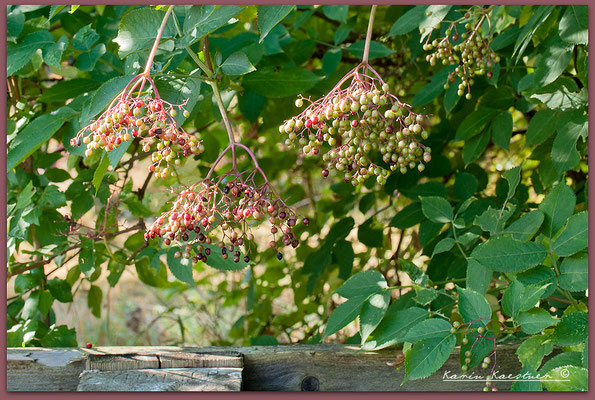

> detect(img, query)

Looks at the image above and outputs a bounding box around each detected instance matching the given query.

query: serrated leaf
[87,285,102,318]
[504,210,544,241]
[113,8,177,58]
[242,66,322,98]
[403,334,456,383]
[359,290,390,344]
[526,109,558,146]
[559,253,588,292]
[7,106,77,170]
[538,183,577,238]
[390,202,424,229]
[518,308,558,334]
[457,286,491,328]
[362,306,429,350]
[432,238,455,257]
[221,52,256,76]
[92,154,110,194]
[455,108,499,141]
[551,312,587,347]
[257,5,295,42]
[346,41,396,60]
[558,5,588,45]
[402,318,453,343]
[551,212,588,257]
[462,129,491,165]
[471,236,547,273]
[335,270,387,299]
[166,248,195,284]
[420,196,453,223]
[323,294,368,338]
[47,278,73,303]
[466,259,492,295]
[542,366,588,391]
[7,30,54,76]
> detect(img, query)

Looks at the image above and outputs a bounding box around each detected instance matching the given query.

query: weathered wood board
[78,368,243,391]
[7,344,523,391]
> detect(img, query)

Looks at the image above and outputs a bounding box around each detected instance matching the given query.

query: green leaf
[49,5,66,20]
[453,172,478,201]
[533,36,574,87]
[511,364,542,392]
[326,217,355,244]
[362,306,429,350]
[7,107,77,170]
[471,236,547,273]
[113,7,177,57]
[79,240,96,279]
[123,196,153,218]
[402,318,453,343]
[14,274,41,293]
[411,65,455,107]
[322,48,342,75]
[403,334,456,383]
[512,5,555,62]
[490,110,513,150]
[517,333,554,370]
[40,325,77,347]
[346,41,396,60]
[71,189,95,220]
[335,270,387,299]
[38,290,54,316]
[320,4,348,23]
[242,66,323,98]
[80,75,133,126]
[552,110,587,173]
[462,129,490,165]
[7,8,25,37]
[92,154,110,194]
[420,196,453,223]
[388,6,427,36]
[87,284,102,318]
[75,43,106,72]
[418,5,452,40]
[359,290,390,344]
[518,308,558,334]
[203,244,250,271]
[323,294,368,338]
[538,182,577,238]
[542,366,588,391]
[72,24,99,51]
[475,206,515,235]
[257,5,295,42]
[432,238,455,257]
[526,108,558,146]
[165,248,195,285]
[181,5,243,46]
[390,202,424,229]
[357,218,383,248]
[7,30,54,76]
[559,253,588,292]
[503,166,522,201]
[504,210,544,241]
[457,286,491,328]
[47,278,73,303]
[558,5,588,45]
[40,185,66,209]
[551,312,587,347]
[466,259,492,295]
[42,35,69,68]
[455,108,499,141]
[399,259,429,286]
[418,220,443,248]
[551,211,588,257]
[221,52,256,76]
[539,352,583,375]
[333,240,354,280]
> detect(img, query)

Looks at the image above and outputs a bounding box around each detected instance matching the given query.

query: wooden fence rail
[7,344,522,391]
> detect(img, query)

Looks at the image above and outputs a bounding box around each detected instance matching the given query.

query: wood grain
[77,368,243,391]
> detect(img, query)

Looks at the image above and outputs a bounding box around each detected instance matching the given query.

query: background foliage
[7,4,588,390]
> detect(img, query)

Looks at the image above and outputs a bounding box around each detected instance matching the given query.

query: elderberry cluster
[145,172,308,263]
[73,90,203,179]
[423,8,499,99]
[279,64,431,186]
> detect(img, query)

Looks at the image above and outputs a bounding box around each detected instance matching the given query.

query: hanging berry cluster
[279,63,431,186]
[145,144,308,263]
[71,74,204,179]
[423,6,499,99]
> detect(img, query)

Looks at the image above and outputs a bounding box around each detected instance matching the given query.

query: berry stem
[143,5,174,76]
[362,5,377,65]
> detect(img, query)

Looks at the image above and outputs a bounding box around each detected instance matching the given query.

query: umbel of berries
[279,63,431,186]
[72,73,204,179]
[146,144,309,263]
[423,6,500,99]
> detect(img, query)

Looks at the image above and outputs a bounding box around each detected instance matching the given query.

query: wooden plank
[7,349,86,391]
[158,352,243,369]
[86,354,159,371]
[8,344,525,391]
[77,368,242,391]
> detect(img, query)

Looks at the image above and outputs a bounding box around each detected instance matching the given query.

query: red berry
[86,343,93,349]
[132,129,138,137]
[302,218,310,226]
[136,100,144,108]
[322,169,329,177]
[149,165,155,172]
[312,116,319,125]
[486,71,493,79]
[305,120,313,128]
